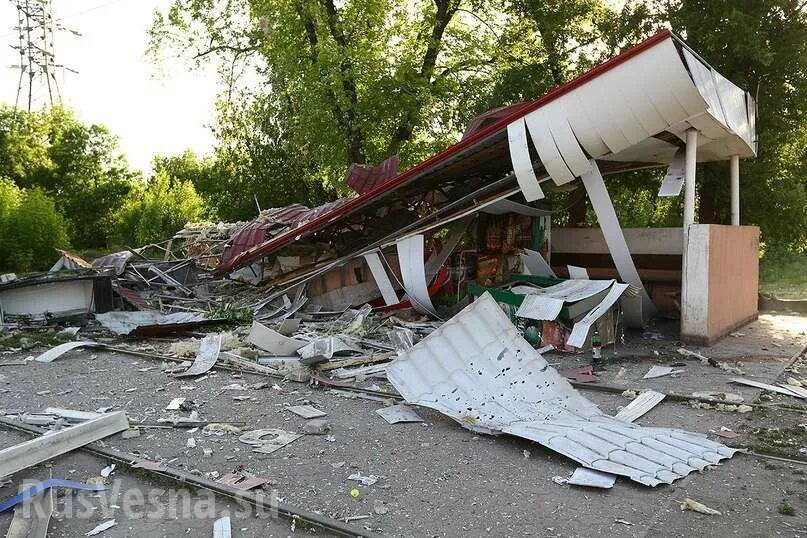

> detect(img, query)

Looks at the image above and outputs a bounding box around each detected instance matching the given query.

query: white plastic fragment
[85,519,116,536]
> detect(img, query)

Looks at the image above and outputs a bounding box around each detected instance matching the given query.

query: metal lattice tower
[9,0,66,110]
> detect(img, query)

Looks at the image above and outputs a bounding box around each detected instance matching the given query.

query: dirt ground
[0,312,805,537]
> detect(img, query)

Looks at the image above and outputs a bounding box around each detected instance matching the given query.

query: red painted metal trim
[217,30,672,275]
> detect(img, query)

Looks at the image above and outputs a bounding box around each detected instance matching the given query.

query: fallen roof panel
[386,292,736,486]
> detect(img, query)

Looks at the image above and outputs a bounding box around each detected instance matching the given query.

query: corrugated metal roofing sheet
[216,30,755,275]
[386,293,736,486]
[346,155,399,195]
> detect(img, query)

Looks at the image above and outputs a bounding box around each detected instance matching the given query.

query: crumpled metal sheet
[386,293,736,486]
[175,333,221,377]
[297,336,361,364]
[95,311,208,336]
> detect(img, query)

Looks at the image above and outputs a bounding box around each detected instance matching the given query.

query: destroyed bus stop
[0,30,805,536]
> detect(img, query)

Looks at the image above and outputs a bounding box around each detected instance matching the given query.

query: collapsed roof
[215,30,756,286]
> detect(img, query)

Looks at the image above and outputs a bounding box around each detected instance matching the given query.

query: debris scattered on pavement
[85,519,117,536]
[375,404,424,424]
[680,498,722,516]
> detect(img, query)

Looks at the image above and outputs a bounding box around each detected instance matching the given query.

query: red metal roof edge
[217,29,672,275]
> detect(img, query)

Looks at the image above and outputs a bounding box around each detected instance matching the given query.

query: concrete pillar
[683,128,698,228]
[730,155,740,225]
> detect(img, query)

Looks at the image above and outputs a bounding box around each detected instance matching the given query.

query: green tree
[660,0,807,249]
[0,105,140,250]
[110,170,207,246]
[149,0,505,189]
[0,188,70,272]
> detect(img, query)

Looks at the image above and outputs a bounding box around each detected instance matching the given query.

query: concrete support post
[730,154,740,225]
[683,128,698,229]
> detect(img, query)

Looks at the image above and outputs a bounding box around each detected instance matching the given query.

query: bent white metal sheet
[658,148,686,197]
[581,161,653,325]
[396,235,437,316]
[176,333,221,377]
[521,249,555,278]
[387,293,735,486]
[507,118,545,201]
[363,251,399,306]
[34,341,101,363]
[524,108,576,185]
[246,321,307,356]
[566,283,629,348]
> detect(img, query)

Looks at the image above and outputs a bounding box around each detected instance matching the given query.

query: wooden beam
[0,412,128,478]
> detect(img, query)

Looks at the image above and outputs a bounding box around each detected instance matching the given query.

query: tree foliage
[109,170,207,247]
[149,0,807,250]
[661,0,807,250]
[0,186,70,272]
[0,105,139,250]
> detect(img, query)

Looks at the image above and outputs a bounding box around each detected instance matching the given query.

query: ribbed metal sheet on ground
[386,293,736,486]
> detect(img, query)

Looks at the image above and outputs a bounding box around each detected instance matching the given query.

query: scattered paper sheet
[521,249,555,277]
[516,295,564,321]
[567,282,630,348]
[363,251,399,306]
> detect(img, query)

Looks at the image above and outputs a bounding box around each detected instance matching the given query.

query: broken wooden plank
[0,412,128,478]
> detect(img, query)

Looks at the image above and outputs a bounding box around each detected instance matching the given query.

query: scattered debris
[348,472,381,486]
[0,479,107,513]
[34,341,101,363]
[286,405,327,419]
[238,429,302,454]
[614,390,665,423]
[100,463,115,477]
[680,498,722,516]
[85,519,117,536]
[216,472,268,491]
[642,365,682,379]
[175,333,221,377]
[302,419,331,435]
[730,378,807,400]
[375,404,424,424]
[567,468,617,489]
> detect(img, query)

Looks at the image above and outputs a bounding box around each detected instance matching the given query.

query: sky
[0,0,219,174]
